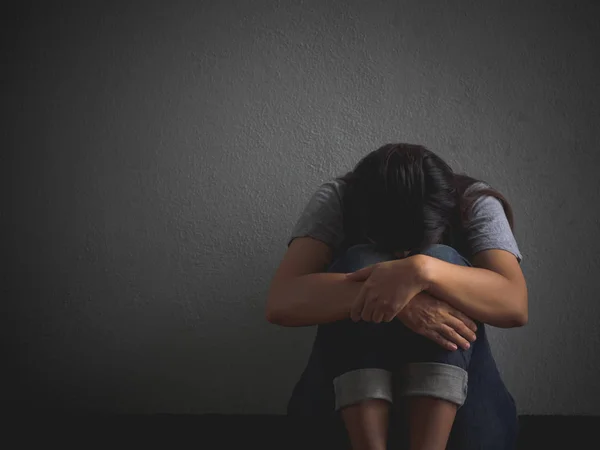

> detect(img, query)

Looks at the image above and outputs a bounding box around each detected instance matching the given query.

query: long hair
[336,143,514,255]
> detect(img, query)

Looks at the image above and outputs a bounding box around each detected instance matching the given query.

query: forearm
[417,255,528,328]
[266,273,362,327]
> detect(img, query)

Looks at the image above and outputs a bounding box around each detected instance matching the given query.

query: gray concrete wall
[5,0,599,414]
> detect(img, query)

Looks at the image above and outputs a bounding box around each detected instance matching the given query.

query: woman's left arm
[415,248,528,328]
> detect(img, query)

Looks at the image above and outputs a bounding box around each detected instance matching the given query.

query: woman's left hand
[345,256,428,323]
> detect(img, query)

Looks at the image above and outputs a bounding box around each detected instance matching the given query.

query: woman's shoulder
[463,180,493,195]
[462,180,507,214]
[320,177,347,201]
[459,181,523,263]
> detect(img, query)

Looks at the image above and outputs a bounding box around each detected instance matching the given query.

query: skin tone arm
[418,249,528,328]
[347,248,528,329]
[266,237,527,330]
[266,270,361,326]
[265,236,363,326]
[266,236,475,344]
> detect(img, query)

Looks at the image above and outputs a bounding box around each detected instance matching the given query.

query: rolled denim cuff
[333,368,393,411]
[397,362,468,407]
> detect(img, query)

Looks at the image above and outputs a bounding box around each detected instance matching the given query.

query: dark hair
[336,143,514,255]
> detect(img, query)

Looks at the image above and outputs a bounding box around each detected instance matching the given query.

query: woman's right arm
[266,236,478,353]
[266,236,363,327]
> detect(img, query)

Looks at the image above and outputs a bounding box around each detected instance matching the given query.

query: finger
[426,331,457,351]
[449,310,477,332]
[372,308,385,324]
[345,265,374,281]
[439,324,471,350]
[350,284,367,322]
[446,316,477,342]
[372,297,395,323]
[361,295,378,322]
[382,310,397,323]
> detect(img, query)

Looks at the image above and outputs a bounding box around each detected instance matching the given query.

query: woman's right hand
[396,292,478,351]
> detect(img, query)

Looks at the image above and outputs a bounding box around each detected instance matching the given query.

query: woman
[266,143,528,450]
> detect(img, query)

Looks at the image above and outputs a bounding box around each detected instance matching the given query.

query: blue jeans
[287,244,518,450]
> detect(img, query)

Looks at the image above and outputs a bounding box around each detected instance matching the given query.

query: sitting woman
[266,143,528,450]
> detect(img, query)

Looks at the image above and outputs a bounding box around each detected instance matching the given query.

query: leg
[324,244,402,450]
[447,325,518,450]
[407,396,458,450]
[394,244,518,450]
[394,245,474,449]
[341,399,390,450]
[396,330,470,450]
[287,244,402,450]
[287,243,517,449]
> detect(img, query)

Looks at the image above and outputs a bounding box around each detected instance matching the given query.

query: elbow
[265,308,282,325]
[517,305,529,326]
[265,297,288,326]
[505,285,528,328]
[514,289,529,327]
[266,302,300,327]
[493,304,527,328]
[266,309,295,327]
[509,309,528,328]
[265,304,281,325]
[496,311,527,328]
[507,295,528,328]
[265,285,282,324]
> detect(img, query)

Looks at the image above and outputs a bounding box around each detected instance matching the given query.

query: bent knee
[416,244,470,266]
[327,243,395,273]
[410,333,475,370]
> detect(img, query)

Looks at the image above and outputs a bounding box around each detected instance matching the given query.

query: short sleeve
[465,192,523,264]
[287,181,345,250]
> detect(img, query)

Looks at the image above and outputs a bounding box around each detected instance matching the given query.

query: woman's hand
[397,292,478,351]
[345,257,427,323]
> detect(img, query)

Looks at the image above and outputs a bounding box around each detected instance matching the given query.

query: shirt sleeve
[287,181,345,250]
[464,191,523,264]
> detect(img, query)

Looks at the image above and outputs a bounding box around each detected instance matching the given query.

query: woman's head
[339,143,459,254]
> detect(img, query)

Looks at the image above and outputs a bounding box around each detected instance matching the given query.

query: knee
[396,338,476,408]
[327,243,395,273]
[407,328,475,371]
[415,244,470,267]
[417,243,456,259]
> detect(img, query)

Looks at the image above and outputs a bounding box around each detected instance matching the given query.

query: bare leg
[407,396,458,450]
[340,399,390,450]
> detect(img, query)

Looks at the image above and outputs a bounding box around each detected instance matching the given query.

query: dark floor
[8,414,598,449]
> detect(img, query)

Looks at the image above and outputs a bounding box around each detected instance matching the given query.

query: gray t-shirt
[288,178,522,264]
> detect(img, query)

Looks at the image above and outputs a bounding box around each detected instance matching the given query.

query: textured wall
[5,0,600,414]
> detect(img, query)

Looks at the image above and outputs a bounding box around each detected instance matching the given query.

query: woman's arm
[267,272,362,326]
[416,249,528,328]
[266,236,364,327]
